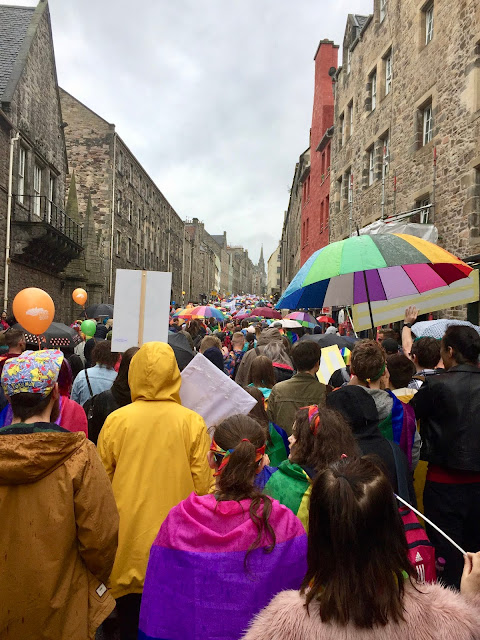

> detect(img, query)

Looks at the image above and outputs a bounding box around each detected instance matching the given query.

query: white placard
[111,269,172,352]
[180,353,257,430]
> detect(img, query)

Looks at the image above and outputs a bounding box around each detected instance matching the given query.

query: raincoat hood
[129,341,181,403]
[0,426,85,485]
[327,385,381,437]
[258,328,283,346]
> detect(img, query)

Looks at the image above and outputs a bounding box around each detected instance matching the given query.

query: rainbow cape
[139,492,307,640]
[263,460,314,531]
[378,390,417,467]
[266,422,290,467]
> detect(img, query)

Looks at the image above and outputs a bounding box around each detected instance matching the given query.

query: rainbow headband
[302,405,321,436]
[210,438,266,477]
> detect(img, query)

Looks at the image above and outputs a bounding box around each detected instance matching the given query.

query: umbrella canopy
[12,322,82,349]
[249,307,282,320]
[280,318,302,329]
[285,311,318,329]
[85,303,114,319]
[168,331,194,371]
[411,319,480,339]
[317,315,335,324]
[189,306,226,321]
[277,234,472,311]
[300,333,351,350]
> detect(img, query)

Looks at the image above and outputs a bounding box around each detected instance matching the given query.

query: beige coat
[0,424,119,639]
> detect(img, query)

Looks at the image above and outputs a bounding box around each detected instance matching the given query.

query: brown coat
[0,423,119,640]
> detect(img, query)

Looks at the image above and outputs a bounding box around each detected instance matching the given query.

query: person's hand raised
[404,305,418,325]
[461,552,480,598]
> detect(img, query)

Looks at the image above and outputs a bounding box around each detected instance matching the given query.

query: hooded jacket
[241,585,480,640]
[267,373,326,436]
[0,424,118,640]
[235,328,284,387]
[97,342,214,599]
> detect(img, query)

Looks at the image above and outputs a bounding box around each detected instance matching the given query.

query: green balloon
[81,319,96,337]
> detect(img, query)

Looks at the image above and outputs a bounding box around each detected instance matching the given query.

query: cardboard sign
[352,270,479,332]
[316,345,346,385]
[111,269,172,352]
[180,353,257,431]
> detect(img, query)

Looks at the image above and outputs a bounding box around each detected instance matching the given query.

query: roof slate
[0,5,35,100]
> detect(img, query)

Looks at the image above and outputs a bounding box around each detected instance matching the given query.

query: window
[116,231,121,255]
[338,176,343,210]
[346,170,353,203]
[129,164,133,183]
[33,163,42,216]
[306,218,309,241]
[118,150,123,174]
[423,103,433,145]
[348,101,354,138]
[380,0,387,22]
[326,144,331,171]
[325,194,329,227]
[137,242,141,265]
[416,196,431,223]
[18,147,25,204]
[144,248,148,269]
[128,199,132,223]
[47,174,55,222]
[370,70,377,111]
[117,191,122,216]
[385,51,393,95]
[425,3,434,44]
[368,147,375,185]
[347,48,352,74]
[127,238,132,262]
[138,208,142,227]
[382,134,390,179]
[340,113,345,146]
[320,200,325,231]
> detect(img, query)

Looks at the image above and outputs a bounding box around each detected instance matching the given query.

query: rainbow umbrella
[277,234,472,329]
[172,308,190,318]
[189,305,226,321]
[285,312,319,329]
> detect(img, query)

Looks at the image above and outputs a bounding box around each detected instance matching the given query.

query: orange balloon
[72,288,87,306]
[12,288,55,335]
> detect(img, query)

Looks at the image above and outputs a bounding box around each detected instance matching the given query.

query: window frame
[422,104,433,145]
[380,0,387,22]
[368,147,375,186]
[33,163,42,216]
[381,134,390,179]
[371,70,377,111]
[346,170,353,204]
[340,113,345,147]
[385,52,393,95]
[348,101,354,138]
[127,238,132,262]
[116,231,121,255]
[18,147,26,204]
[425,3,434,45]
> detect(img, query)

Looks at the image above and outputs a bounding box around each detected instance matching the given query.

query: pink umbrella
[249,307,282,320]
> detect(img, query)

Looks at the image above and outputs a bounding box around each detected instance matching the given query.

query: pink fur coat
[241,583,480,640]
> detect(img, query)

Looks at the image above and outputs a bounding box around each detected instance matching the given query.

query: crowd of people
[0,302,480,639]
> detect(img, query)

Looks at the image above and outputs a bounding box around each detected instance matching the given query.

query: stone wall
[281,150,307,291]
[330,0,480,261]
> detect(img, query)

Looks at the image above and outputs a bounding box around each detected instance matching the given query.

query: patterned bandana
[210,438,266,477]
[1,349,64,398]
[302,405,321,436]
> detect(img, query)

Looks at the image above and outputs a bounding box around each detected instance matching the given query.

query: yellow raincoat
[98,342,214,599]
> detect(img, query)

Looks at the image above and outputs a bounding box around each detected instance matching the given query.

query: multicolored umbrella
[172,308,190,318]
[188,305,226,321]
[249,306,282,320]
[277,235,473,323]
[285,312,319,329]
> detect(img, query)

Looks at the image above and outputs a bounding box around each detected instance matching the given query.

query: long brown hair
[248,355,275,389]
[302,457,415,628]
[290,406,359,469]
[213,415,275,563]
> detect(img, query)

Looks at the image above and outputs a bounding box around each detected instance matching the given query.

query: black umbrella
[85,303,114,319]
[300,333,351,350]
[12,322,82,350]
[168,332,194,371]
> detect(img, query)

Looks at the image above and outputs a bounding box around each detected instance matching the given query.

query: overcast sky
[4,0,373,264]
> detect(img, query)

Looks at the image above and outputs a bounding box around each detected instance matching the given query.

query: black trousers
[423,480,480,589]
[116,593,142,640]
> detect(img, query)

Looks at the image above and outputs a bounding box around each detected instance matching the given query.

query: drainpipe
[4,132,20,311]
[109,132,117,300]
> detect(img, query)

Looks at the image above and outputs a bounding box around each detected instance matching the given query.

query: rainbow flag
[267,422,290,467]
[139,492,307,640]
[378,390,417,467]
[263,460,314,531]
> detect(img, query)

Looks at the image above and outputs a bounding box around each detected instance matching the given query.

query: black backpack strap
[85,369,94,399]
[255,347,260,356]
[388,440,409,501]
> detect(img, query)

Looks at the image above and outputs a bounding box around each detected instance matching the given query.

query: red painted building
[300,40,338,264]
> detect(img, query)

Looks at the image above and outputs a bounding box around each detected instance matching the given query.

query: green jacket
[267,373,326,435]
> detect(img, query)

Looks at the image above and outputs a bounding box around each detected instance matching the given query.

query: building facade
[0,1,83,320]
[280,150,308,292]
[329,0,480,263]
[300,40,338,263]
[267,244,282,298]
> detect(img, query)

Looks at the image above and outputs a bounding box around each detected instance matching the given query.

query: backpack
[82,369,97,427]
[399,506,437,584]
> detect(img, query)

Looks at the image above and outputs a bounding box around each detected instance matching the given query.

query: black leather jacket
[413,364,480,472]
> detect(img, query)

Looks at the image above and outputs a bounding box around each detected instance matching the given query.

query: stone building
[0,1,83,320]
[60,89,185,304]
[184,218,218,303]
[267,244,282,298]
[329,0,480,263]
[211,232,230,297]
[280,150,308,292]
[300,40,338,263]
[252,245,266,297]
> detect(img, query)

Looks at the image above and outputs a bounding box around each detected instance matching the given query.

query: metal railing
[13,195,83,246]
